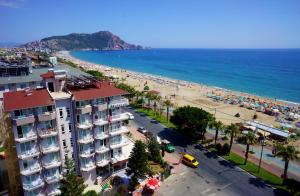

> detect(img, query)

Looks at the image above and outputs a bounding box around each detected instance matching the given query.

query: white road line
[220,183,233,190]
[208,193,216,196]
[201,188,211,194]
[179,171,188,176]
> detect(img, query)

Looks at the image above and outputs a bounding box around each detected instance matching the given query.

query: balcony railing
[77,120,93,129]
[80,162,96,172]
[95,146,110,154]
[78,136,94,144]
[47,188,61,196]
[109,126,129,136]
[37,112,56,122]
[111,154,127,164]
[93,103,108,111]
[76,105,92,114]
[79,149,95,158]
[38,128,57,138]
[45,174,62,184]
[94,118,108,126]
[109,98,129,108]
[20,164,42,176]
[13,115,35,126]
[94,131,109,140]
[96,158,110,167]
[42,160,62,169]
[41,144,60,154]
[15,132,37,143]
[18,148,40,159]
[109,139,129,149]
[110,113,129,122]
[23,179,44,191]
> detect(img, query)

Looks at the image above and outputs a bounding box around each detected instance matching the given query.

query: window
[70,138,73,147]
[66,108,70,117]
[62,140,67,148]
[59,109,63,119]
[0,85,5,91]
[20,83,26,89]
[61,125,65,134]
[69,123,72,132]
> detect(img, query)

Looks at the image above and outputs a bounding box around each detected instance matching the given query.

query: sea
[70,49,300,103]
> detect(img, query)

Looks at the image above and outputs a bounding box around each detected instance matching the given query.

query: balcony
[13,115,35,126]
[43,160,62,170]
[110,139,129,149]
[20,164,42,176]
[96,159,110,167]
[38,128,58,138]
[77,121,93,129]
[45,174,62,184]
[94,118,108,126]
[109,98,129,108]
[47,188,61,196]
[78,136,94,144]
[23,179,44,191]
[18,148,40,159]
[111,113,129,122]
[109,126,129,136]
[41,144,60,154]
[79,149,95,158]
[111,154,128,164]
[94,131,109,140]
[15,132,37,143]
[76,105,92,115]
[80,162,96,172]
[37,112,56,122]
[93,103,108,111]
[95,146,110,154]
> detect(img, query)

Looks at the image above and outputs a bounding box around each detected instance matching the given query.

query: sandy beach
[56,50,299,129]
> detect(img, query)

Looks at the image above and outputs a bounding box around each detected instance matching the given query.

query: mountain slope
[23,31,142,50]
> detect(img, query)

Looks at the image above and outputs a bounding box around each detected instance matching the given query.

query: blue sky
[0,0,300,48]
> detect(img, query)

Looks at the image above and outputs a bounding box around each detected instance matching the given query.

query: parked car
[137,127,147,134]
[182,154,199,168]
[161,139,175,153]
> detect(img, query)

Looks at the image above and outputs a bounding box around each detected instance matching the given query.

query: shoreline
[55,50,300,131]
[63,50,299,106]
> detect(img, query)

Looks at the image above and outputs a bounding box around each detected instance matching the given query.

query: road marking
[179,171,188,176]
[208,193,216,196]
[220,183,233,190]
[201,188,211,194]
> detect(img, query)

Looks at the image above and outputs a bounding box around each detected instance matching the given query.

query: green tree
[148,136,163,164]
[126,140,150,187]
[145,93,154,107]
[225,123,239,153]
[170,106,213,140]
[85,70,106,80]
[116,83,136,100]
[209,120,224,144]
[163,99,173,122]
[275,145,299,179]
[144,85,150,91]
[83,190,98,196]
[60,157,87,196]
[242,132,256,165]
[152,94,161,114]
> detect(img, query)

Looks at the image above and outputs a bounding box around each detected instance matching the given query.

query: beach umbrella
[146,178,160,190]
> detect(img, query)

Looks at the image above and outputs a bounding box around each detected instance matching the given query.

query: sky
[0,0,300,48]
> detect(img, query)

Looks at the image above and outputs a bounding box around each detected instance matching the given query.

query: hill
[23,31,142,51]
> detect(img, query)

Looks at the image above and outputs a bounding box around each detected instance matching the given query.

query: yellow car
[182,154,199,167]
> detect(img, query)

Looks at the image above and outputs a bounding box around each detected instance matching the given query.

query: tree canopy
[148,136,163,164]
[85,70,106,80]
[170,106,213,140]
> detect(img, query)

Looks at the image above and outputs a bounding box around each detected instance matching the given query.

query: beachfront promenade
[207,129,300,181]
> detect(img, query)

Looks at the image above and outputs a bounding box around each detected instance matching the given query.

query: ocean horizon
[70,48,300,103]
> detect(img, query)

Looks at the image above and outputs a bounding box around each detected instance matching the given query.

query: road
[125,106,285,196]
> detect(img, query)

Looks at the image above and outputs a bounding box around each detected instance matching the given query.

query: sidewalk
[206,129,300,181]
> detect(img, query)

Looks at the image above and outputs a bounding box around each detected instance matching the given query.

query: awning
[146,178,160,190]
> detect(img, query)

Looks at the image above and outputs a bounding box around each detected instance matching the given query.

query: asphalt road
[125,106,286,196]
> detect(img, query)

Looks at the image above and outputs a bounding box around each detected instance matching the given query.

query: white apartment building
[3,70,133,196]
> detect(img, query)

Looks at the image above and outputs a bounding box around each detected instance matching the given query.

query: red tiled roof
[148,90,160,95]
[3,88,54,111]
[40,71,55,79]
[70,82,128,101]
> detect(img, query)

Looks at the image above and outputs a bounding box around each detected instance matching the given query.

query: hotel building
[3,69,133,196]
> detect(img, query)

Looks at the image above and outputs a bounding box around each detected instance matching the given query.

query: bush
[283,178,300,195]
[215,143,222,153]
[222,143,230,155]
[202,139,213,145]
[222,136,229,141]
[83,190,98,196]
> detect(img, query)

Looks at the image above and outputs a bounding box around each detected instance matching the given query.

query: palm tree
[242,132,256,165]
[163,99,173,122]
[275,144,299,179]
[145,93,153,107]
[152,95,161,114]
[209,120,224,144]
[225,123,239,153]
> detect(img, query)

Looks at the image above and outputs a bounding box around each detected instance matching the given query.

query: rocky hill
[23,31,142,51]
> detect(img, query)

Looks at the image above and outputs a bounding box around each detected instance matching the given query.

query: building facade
[3,70,133,196]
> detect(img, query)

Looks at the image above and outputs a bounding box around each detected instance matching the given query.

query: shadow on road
[157,128,192,148]
[248,177,267,188]
[204,151,218,159]
[218,160,235,168]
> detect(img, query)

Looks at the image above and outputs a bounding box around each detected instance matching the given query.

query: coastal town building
[2,69,133,195]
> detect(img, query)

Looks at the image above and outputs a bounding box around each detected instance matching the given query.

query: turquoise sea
[70,49,300,103]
